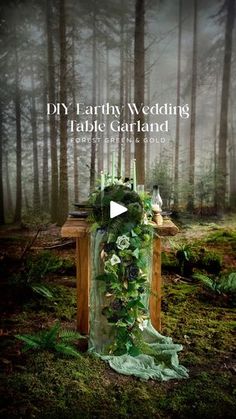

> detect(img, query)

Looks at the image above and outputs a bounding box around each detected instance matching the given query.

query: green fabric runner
[89,229,189,381]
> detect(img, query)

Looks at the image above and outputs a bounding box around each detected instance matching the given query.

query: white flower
[138,323,144,331]
[110,254,121,266]
[116,235,130,250]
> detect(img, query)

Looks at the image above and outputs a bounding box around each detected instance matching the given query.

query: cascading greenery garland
[89,184,154,356]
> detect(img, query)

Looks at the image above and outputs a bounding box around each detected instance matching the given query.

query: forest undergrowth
[0,216,235,418]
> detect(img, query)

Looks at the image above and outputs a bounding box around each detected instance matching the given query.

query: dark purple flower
[111,299,123,311]
[103,242,115,253]
[127,265,139,281]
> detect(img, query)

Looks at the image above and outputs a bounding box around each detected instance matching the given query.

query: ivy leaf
[131,229,138,237]
[117,321,128,328]
[137,301,146,310]
[96,273,116,282]
[128,290,139,298]
[132,248,139,259]
[127,299,140,309]
[111,282,123,291]
[126,315,135,325]
[128,345,141,356]
[125,340,133,352]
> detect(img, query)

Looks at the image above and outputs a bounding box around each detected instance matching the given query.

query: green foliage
[195,168,217,208]
[25,251,66,282]
[1,277,236,418]
[205,229,236,249]
[194,272,236,296]
[197,249,222,274]
[2,281,235,417]
[174,243,197,276]
[21,210,51,229]
[31,284,54,299]
[92,185,143,226]
[161,251,178,272]
[16,322,82,358]
[10,251,68,287]
[90,184,153,355]
[172,242,222,276]
[8,251,74,303]
[29,284,77,321]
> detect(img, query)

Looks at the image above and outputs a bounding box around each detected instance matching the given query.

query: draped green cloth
[89,229,188,381]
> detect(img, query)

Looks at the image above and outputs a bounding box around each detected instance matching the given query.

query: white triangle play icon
[110,201,128,219]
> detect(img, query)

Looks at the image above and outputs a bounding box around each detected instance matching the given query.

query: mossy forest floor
[0,216,236,418]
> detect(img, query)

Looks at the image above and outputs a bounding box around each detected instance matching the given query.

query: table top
[61,218,90,237]
[61,217,179,238]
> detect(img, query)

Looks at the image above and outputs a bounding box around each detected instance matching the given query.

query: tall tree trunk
[30,57,40,212]
[125,39,132,178]
[187,0,198,211]
[229,92,236,209]
[118,2,124,178]
[42,74,50,211]
[24,187,30,211]
[72,25,79,202]
[58,0,68,225]
[5,152,13,215]
[145,54,151,175]
[97,54,104,174]
[46,0,58,222]
[14,34,22,224]
[214,68,219,211]
[174,0,182,209]
[0,101,4,224]
[106,44,110,173]
[134,0,145,185]
[217,0,235,212]
[90,3,97,191]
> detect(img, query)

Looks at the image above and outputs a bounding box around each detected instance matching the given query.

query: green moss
[1,349,235,418]
[166,372,235,419]
[161,251,178,272]
[197,249,222,274]
[1,218,236,418]
[162,282,236,369]
[24,284,77,321]
[205,229,236,245]
[163,243,223,277]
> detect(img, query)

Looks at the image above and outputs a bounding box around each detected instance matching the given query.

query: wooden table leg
[150,235,162,331]
[76,234,90,334]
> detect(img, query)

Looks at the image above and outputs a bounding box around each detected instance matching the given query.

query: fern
[31,284,54,299]
[218,273,236,294]
[43,322,60,346]
[16,322,83,358]
[194,272,236,295]
[194,273,218,292]
[54,343,81,358]
[15,335,42,352]
[59,329,82,341]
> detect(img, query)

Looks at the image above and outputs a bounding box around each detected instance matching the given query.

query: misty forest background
[0,0,235,226]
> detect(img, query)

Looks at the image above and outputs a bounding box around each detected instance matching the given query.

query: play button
[110,201,128,219]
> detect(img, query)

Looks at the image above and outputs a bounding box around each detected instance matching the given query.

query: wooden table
[61,217,178,334]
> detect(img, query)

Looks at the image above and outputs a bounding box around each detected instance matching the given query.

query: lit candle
[133,159,137,192]
[112,152,115,184]
[101,171,105,191]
